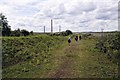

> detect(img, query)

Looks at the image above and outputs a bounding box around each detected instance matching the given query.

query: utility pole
[44,26,45,33]
[51,19,53,33]
[59,25,61,32]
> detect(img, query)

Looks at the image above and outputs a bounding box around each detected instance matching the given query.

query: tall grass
[2,34,67,68]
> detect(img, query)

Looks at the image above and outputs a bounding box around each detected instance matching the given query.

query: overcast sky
[0,0,119,32]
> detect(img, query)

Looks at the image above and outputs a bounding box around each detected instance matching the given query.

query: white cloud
[0,0,119,32]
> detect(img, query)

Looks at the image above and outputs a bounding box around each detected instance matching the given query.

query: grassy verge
[71,38,118,78]
[2,34,118,78]
[2,34,68,78]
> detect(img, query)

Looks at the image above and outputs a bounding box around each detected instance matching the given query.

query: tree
[15,28,21,36]
[65,30,73,35]
[0,13,11,36]
[21,29,29,36]
[59,30,73,36]
[11,28,21,36]
[0,13,32,37]
[30,31,33,35]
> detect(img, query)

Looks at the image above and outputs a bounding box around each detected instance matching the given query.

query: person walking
[75,36,78,42]
[68,37,71,46]
[79,35,82,40]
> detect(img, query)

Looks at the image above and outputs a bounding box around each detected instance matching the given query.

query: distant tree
[59,30,73,36]
[10,31,15,36]
[15,28,21,36]
[21,29,29,36]
[0,13,32,37]
[11,28,21,36]
[65,30,73,35]
[0,13,11,36]
[30,31,33,35]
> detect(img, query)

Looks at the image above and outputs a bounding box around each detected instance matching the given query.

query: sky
[0,0,119,32]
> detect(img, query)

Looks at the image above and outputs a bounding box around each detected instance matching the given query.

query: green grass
[2,34,118,78]
[70,39,118,78]
[2,34,68,78]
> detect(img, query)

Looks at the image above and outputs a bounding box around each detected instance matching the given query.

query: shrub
[95,32,120,64]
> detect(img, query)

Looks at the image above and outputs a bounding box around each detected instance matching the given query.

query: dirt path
[51,42,80,78]
[49,39,118,78]
[3,37,118,78]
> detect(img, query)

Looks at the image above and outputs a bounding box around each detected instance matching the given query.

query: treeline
[96,32,120,64]
[49,30,73,36]
[0,13,33,36]
[10,29,33,37]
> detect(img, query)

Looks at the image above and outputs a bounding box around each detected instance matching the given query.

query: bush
[2,35,67,68]
[96,32,120,64]
[21,29,30,36]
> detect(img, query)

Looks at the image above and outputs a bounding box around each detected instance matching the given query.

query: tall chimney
[59,25,61,32]
[51,19,53,33]
[44,26,45,33]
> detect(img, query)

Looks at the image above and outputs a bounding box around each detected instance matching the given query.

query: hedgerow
[96,32,120,64]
